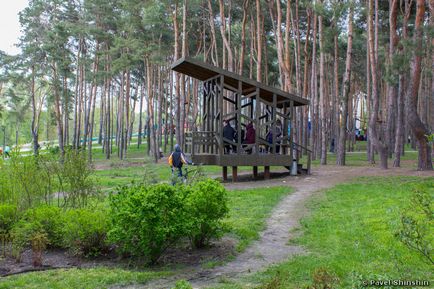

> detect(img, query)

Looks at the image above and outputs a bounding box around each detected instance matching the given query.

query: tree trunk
[393,0,411,167]
[52,62,64,158]
[146,60,159,163]
[256,0,263,82]
[336,5,354,166]
[368,0,388,169]
[319,5,327,165]
[385,0,399,159]
[30,65,40,155]
[138,81,144,148]
[239,0,249,75]
[406,0,433,170]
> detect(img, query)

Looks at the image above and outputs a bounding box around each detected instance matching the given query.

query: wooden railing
[188,131,220,155]
[186,131,311,175]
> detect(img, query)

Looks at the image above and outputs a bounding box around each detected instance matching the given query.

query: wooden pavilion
[171,57,311,181]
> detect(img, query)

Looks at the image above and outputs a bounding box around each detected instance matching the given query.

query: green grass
[235,176,433,289]
[95,163,255,188]
[0,267,169,289]
[225,186,293,253]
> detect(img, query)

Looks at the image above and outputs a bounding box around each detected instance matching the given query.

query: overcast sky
[0,0,29,55]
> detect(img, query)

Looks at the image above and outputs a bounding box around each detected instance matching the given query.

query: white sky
[0,0,29,55]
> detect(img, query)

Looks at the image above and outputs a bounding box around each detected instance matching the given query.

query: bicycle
[171,164,202,185]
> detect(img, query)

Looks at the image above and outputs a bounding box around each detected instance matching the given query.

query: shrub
[61,208,110,257]
[10,220,45,261]
[396,185,433,265]
[31,231,49,267]
[0,204,18,233]
[21,205,63,247]
[108,183,187,264]
[10,205,62,260]
[2,152,54,210]
[60,148,100,208]
[172,280,193,289]
[184,180,228,248]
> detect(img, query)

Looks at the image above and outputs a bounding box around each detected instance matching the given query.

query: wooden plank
[232,166,238,182]
[255,87,260,155]
[223,96,236,104]
[223,82,238,92]
[241,101,254,109]
[264,166,270,179]
[290,100,294,161]
[272,93,277,154]
[219,75,224,156]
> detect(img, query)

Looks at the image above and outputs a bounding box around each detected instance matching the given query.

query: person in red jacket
[243,122,255,154]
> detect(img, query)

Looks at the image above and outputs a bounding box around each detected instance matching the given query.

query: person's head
[276,119,282,126]
[174,144,181,152]
[223,120,228,126]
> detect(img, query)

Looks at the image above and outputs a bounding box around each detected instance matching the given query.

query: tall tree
[336,4,354,166]
[368,0,388,169]
[406,0,433,170]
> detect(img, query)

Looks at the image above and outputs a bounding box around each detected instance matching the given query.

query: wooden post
[219,75,224,156]
[264,166,270,179]
[290,100,294,161]
[253,166,258,178]
[255,87,260,154]
[232,166,238,182]
[223,166,228,181]
[237,80,242,154]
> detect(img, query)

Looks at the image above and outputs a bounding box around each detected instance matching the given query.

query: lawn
[95,163,259,188]
[213,176,433,289]
[0,186,292,288]
[0,267,170,289]
[225,186,292,253]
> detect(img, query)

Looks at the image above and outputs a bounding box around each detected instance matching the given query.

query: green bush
[185,180,228,248]
[0,148,100,211]
[396,185,433,265]
[10,220,45,260]
[1,152,54,210]
[21,205,63,247]
[10,205,63,259]
[61,208,110,257]
[172,280,193,289]
[10,206,109,258]
[0,204,18,233]
[60,149,100,208]
[108,183,187,264]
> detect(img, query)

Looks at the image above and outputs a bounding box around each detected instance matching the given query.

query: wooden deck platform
[190,153,293,166]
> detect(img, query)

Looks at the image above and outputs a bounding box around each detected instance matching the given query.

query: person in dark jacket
[243,122,255,154]
[223,120,236,154]
[168,144,191,179]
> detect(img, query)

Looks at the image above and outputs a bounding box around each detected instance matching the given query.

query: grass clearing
[239,176,434,289]
[0,267,170,289]
[225,186,293,253]
[95,163,255,188]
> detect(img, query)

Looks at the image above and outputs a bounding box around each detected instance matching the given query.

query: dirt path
[117,166,431,289]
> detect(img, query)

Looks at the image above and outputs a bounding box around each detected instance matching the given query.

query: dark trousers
[171,167,183,185]
[224,144,232,154]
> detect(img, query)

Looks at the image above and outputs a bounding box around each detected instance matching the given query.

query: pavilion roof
[171,57,309,107]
